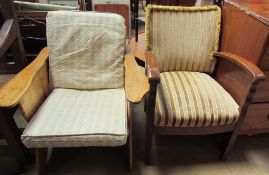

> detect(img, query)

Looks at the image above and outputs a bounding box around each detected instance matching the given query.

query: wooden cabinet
[220,0,269,135]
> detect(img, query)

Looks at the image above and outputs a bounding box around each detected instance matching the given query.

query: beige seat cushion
[155,71,239,127]
[47,11,126,90]
[21,88,127,148]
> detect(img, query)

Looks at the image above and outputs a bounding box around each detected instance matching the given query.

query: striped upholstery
[155,72,239,127]
[22,88,127,148]
[145,5,221,73]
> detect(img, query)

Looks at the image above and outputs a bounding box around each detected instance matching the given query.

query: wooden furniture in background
[0,0,30,166]
[220,0,269,135]
[94,4,130,36]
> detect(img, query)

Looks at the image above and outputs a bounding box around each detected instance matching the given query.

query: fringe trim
[145,5,221,61]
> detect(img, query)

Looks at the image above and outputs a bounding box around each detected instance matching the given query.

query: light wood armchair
[144,5,265,164]
[0,11,149,174]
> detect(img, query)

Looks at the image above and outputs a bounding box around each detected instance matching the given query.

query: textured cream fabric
[155,72,239,127]
[147,7,220,73]
[21,88,127,148]
[47,11,126,90]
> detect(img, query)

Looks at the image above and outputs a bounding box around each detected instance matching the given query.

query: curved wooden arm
[0,47,49,108]
[214,52,265,82]
[0,19,16,57]
[124,48,149,103]
[145,51,160,83]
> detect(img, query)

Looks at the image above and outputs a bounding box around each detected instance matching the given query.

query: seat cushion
[21,88,127,148]
[155,71,239,127]
[47,11,126,90]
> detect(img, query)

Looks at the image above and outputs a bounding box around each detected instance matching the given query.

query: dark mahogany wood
[0,0,30,166]
[94,4,130,36]
[35,148,47,175]
[221,0,269,135]
[0,106,30,165]
[0,0,27,72]
[145,51,160,82]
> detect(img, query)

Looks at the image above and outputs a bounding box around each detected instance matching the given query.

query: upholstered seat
[0,11,149,173]
[144,5,265,164]
[155,71,239,127]
[22,88,127,148]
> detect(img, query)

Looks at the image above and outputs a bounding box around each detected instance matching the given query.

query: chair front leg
[145,81,158,165]
[35,148,48,175]
[127,102,133,170]
[222,82,259,160]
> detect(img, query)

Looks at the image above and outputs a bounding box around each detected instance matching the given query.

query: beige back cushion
[145,5,221,73]
[47,11,126,90]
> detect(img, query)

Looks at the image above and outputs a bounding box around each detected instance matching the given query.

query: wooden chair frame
[0,46,149,174]
[143,5,265,164]
[0,0,30,167]
[144,50,265,164]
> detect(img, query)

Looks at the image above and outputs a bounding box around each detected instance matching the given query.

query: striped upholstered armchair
[144,5,265,164]
[0,11,149,174]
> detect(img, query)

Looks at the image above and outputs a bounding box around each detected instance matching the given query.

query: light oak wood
[19,61,49,121]
[124,48,149,103]
[0,47,48,108]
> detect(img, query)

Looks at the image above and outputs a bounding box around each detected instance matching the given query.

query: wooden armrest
[0,19,16,57]
[145,51,160,83]
[124,48,149,103]
[0,47,49,108]
[214,52,265,82]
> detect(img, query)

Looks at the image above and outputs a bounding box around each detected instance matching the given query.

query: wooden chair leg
[35,148,48,175]
[128,131,133,170]
[145,128,153,165]
[127,102,133,170]
[221,130,238,160]
[0,107,31,165]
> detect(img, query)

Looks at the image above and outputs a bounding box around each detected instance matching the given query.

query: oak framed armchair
[0,11,149,174]
[144,5,265,164]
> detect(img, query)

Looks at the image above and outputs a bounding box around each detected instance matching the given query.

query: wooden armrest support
[214,52,265,82]
[0,47,49,108]
[0,19,16,57]
[124,48,149,103]
[145,51,160,83]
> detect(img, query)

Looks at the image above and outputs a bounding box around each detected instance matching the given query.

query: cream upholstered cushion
[155,72,239,127]
[145,5,221,73]
[47,11,126,90]
[21,88,127,148]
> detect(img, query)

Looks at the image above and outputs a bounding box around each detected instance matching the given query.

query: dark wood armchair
[0,0,27,74]
[144,5,265,164]
[0,0,30,167]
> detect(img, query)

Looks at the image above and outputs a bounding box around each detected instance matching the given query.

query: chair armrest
[214,52,265,82]
[0,19,16,57]
[124,47,149,103]
[0,47,49,108]
[145,51,160,83]
[214,51,265,107]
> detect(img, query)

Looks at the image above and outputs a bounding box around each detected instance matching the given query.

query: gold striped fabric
[145,5,221,73]
[155,72,239,127]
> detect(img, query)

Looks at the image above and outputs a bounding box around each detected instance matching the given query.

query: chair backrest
[145,5,221,73]
[46,11,126,90]
[0,0,27,74]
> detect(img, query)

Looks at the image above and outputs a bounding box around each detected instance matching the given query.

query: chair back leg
[35,148,48,175]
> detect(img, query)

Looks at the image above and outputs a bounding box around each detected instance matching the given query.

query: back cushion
[47,11,126,90]
[145,5,221,73]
